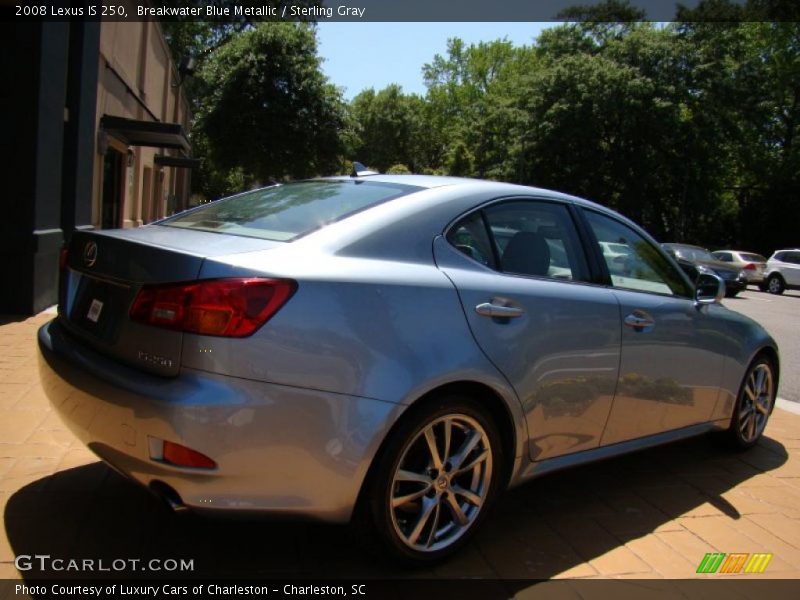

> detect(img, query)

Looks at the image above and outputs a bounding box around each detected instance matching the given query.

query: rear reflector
[162,441,217,469]
[130,278,296,337]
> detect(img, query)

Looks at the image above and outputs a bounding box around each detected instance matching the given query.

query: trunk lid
[60,226,280,376]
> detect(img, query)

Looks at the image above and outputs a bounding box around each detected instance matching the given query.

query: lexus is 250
[39,173,779,563]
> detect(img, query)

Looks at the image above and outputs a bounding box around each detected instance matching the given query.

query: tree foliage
[192,23,345,193]
[172,1,798,254]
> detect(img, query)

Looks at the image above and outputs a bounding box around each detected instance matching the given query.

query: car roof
[323,174,607,210]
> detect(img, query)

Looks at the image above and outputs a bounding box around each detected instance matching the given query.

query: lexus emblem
[82,241,98,267]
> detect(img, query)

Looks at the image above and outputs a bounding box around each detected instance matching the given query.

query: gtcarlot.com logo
[696,552,772,574]
[14,554,194,573]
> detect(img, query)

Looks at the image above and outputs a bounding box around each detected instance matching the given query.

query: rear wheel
[726,356,776,450]
[362,396,503,564]
[767,274,785,295]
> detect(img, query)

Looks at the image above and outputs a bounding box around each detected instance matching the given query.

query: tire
[360,395,503,564]
[725,356,777,450]
[758,282,768,292]
[725,289,738,298]
[767,274,785,295]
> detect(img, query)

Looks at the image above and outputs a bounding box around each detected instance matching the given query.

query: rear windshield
[161,180,419,241]
[741,253,767,262]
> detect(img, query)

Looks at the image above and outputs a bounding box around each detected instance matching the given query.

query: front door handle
[624,310,655,332]
[475,302,525,318]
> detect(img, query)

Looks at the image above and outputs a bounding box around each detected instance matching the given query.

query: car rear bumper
[744,272,764,283]
[37,318,402,522]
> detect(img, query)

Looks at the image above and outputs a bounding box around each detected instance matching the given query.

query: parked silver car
[711,250,768,285]
[764,249,800,294]
[38,175,780,563]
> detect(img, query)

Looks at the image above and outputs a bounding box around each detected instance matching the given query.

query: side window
[716,252,733,262]
[584,210,692,298]
[787,252,800,265]
[446,211,496,269]
[482,200,588,281]
[773,252,785,262]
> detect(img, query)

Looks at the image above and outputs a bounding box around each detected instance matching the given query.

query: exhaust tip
[149,481,188,513]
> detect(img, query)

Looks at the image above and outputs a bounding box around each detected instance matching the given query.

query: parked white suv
[764,249,800,294]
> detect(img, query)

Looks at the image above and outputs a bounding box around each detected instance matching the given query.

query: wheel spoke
[451,430,482,471]
[425,503,441,548]
[407,497,438,546]
[739,412,752,435]
[392,485,432,508]
[739,406,753,422]
[424,427,443,470]
[744,386,756,401]
[747,411,757,440]
[452,485,482,507]
[755,368,766,395]
[454,448,489,476]
[442,419,452,464]
[755,396,770,415]
[445,493,469,526]
[396,469,431,485]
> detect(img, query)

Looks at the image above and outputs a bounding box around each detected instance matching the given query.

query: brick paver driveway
[2,312,800,580]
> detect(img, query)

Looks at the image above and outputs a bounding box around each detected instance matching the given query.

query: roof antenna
[351,161,379,177]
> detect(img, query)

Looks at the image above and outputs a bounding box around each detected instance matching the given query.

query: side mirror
[695,272,724,305]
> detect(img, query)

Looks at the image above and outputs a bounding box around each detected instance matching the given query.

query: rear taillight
[743,263,756,270]
[59,247,69,269]
[130,278,296,337]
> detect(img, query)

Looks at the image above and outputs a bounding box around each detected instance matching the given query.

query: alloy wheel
[738,363,774,444]
[768,276,783,294]
[388,414,493,553]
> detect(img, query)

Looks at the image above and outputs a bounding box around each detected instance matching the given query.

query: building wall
[94,11,191,229]
[1,11,192,314]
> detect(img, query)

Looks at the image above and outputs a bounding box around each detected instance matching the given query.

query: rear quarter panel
[183,251,528,460]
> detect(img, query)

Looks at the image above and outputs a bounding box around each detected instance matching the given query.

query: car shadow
[4,434,788,583]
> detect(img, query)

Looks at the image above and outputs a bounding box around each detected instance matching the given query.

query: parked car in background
[764,249,800,294]
[662,243,748,297]
[38,174,779,563]
[711,250,767,286]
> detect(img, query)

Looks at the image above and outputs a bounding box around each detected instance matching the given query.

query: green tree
[194,23,346,193]
[350,85,425,172]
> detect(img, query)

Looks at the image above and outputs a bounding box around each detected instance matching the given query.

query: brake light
[59,247,69,269]
[743,263,756,270]
[130,278,296,337]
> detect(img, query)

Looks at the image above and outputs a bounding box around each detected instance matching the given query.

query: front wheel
[726,356,777,450]
[362,396,503,564]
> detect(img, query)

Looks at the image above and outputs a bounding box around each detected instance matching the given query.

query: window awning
[100,115,190,153]
[155,155,201,169]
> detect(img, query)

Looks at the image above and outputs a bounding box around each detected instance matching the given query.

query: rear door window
[448,200,589,282]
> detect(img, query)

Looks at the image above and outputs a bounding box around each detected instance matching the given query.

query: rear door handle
[624,311,655,332]
[475,302,525,318]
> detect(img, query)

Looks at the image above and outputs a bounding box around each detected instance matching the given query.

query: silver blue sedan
[38,174,779,563]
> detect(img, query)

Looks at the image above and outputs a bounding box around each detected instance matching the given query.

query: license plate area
[68,274,131,343]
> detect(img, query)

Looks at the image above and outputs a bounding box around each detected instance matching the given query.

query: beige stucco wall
[93,7,191,229]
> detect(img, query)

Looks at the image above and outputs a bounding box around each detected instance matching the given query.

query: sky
[316,22,551,100]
